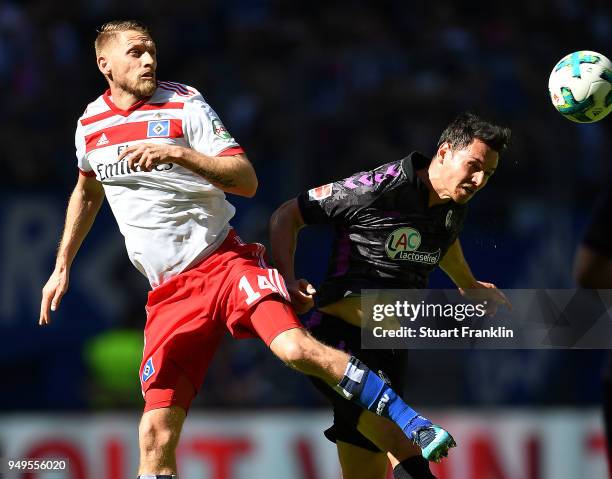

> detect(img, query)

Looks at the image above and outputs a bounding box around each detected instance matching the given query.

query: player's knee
[271,331,314,370]
[139,413,181,456]
[270,329,326,372]
[277,339,310,369]
[139,422,175,453]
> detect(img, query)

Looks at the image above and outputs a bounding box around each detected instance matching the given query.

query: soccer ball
[548,50,612,123]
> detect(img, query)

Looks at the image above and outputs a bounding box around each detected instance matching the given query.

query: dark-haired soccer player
[39,20,455,479]
[271,113,512,479]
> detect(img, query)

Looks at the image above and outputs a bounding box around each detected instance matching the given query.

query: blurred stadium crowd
[1,0,611,412]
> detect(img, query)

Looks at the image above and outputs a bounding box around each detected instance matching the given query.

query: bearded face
[120,69,156,98]
[100,30,157,100]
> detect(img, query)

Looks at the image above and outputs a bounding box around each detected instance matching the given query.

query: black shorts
[305,311,407,452]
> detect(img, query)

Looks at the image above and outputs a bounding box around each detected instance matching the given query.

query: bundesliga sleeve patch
[147,120,171,138]
[308,183,333,200]
[212,119,231,139]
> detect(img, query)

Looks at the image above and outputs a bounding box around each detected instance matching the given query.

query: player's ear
[436,142,451,164]
[97,55,111,76]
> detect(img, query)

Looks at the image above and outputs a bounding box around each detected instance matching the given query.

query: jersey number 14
[238,271,289,305]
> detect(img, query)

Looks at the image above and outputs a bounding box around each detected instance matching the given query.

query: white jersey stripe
[273,268,290,300]
[267,269,279,294]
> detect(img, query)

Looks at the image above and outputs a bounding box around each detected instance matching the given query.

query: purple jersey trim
[331,230,351,278]
[304,310,323,329]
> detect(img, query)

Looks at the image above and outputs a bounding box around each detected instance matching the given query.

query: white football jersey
[75,81,244,288]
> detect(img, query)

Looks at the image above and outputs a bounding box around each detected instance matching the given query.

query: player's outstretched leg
[263,319,455,462]
[338,355,455,463]
[137,406,185,478]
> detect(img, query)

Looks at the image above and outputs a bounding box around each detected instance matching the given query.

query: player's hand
[39,266,69,326]
[117,143,183,172]
[459,281,512,315]
[286,278,316,315]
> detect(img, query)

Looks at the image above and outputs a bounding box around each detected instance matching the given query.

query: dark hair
[95,20,151,56]
[437,112,511,154]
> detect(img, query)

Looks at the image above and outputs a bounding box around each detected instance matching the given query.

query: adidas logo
[96,133,109,146]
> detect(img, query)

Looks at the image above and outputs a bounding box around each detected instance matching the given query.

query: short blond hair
[95,20,151,57]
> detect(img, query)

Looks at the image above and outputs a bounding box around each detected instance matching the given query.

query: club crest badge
[445,210,453,229]
[147,120,170,138]
[141,357,155,382]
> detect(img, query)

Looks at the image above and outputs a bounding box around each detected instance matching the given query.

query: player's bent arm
[270,198,317,314]
[39,175,105,325]
[175,150,257,197]
[439,238,478,289]
[118,143,257,197]
[270,198,305,281]
[574,245,612,288]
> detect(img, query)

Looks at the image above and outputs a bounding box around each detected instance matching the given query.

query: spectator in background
[574,186,612,477]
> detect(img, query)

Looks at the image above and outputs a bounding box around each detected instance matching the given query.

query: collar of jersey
[401,151,430,191]
[401,151,466,211]
[103,89,151,117]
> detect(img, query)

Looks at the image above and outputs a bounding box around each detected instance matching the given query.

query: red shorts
[139,229,302,412]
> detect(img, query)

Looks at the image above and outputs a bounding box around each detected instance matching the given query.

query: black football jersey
[297,152,468,306]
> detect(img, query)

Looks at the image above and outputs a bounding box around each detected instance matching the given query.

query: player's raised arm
[39,175,105,325]
[270,198,316,314]
[439,238,478,290]
[440,238,511,313]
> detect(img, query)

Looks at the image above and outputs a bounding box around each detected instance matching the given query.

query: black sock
[393,456,436,479]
